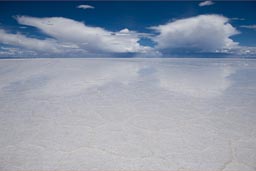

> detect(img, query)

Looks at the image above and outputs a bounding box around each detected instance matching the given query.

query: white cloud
[150,15,239,53]
[231,18,245,21]
[0,16,154,57]
[240,25,256,30]
[77,5,95,10]
[199,0,215,7]
[15,16,151,54]
[0,29,62,53]
[0,29,90,58]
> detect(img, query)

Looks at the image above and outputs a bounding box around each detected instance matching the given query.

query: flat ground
[0,58,256,171]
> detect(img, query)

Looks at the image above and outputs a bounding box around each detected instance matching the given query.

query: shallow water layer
[0,58,256,171]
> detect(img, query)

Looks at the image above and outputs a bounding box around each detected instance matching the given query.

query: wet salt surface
[0,58,256,171]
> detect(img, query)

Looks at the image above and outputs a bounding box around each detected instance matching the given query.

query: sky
[0,1,256,58]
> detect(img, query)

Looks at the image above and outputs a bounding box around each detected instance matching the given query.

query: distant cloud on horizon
[77,4,95,10]
[199,0,215,7]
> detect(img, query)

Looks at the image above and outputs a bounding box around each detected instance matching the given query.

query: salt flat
[0,58,256,171]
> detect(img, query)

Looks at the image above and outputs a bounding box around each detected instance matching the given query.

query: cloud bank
[0,14,254,58]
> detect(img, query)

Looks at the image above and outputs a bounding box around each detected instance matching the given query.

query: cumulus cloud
[150,15,239,53]
[77,5,95,10]
[240,25,256,30]
[15,16,151,54]
[0,16,154,57]
[199,0,215,7]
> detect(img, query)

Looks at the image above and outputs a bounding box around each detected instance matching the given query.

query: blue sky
[0,1,256,58]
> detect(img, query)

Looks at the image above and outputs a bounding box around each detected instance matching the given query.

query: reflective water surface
[0,58,256,171]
